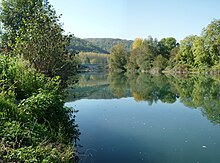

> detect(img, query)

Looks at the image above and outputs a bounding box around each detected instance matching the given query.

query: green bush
[0,55,79,162]
[0,55,61,99]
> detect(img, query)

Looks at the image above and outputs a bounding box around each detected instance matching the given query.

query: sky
[50,0,220,41]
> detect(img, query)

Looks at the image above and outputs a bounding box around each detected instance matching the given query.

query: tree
[0,0,80,77]
[170,46,179,59]
[136,38,155,71]
[108,44,128,71]
[0,0,45,47]
[152,55,168,71]
[126,38,143,72]
[193,36,210,67]
[126,49,140,72]
[158,37,177,59]
[127,37,158,72]
[202,19,220,66]
[174,35,197,65]
[131,38,143,50]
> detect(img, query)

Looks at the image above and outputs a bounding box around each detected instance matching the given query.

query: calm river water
[65,72,220,163]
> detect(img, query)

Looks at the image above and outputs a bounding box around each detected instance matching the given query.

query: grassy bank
[0,55,79,162]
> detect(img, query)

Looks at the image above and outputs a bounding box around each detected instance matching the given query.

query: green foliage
[0,56,59,99]
[108,44,128,71]
[138,38,157,71]
[0,0,44,46]
[127,36,160,72]
[121,19,220,73]
[169,46,180,65]
[1,141,73,162]
[0,0,80,78]
[152,55,168,71]
[85,38,133,53]
[157,37,177,59]
[172,19,220,72]
[202,19,220,66]
[193,36,210,67]
[69,37,109,54]
[174,35,197,65]
[0,55,79,162]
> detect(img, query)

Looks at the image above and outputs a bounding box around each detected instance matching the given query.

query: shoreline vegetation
[0,0,80,162]
[107,19,220,75]
[76,17,220,75]
[0,56,80,162]
[0,0,220,162]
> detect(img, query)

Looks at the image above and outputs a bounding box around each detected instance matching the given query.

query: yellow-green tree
[131,38,143,50]
[108,43,128,71]
[127,37,158,72]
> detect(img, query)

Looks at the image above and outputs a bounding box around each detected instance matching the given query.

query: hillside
[68,37,109,54]
[84,38,133,52]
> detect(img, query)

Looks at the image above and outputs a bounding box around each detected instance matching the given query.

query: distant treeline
[108,19,220,74]
[69,37,133,54]
[69,37,109,54]
[85,38,133,52]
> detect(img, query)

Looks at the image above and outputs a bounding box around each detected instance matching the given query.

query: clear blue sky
[50,0,220,41]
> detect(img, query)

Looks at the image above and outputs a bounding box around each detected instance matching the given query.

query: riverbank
[0,56,79,162]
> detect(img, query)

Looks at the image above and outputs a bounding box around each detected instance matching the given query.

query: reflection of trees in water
[127,74,177,105]
[69,72,220,124]
[172,75,220,124]
[108,72,220,124]
[124,73,220,124]
[108,72,130,98]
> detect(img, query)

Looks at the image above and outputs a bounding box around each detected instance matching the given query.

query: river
[65,72,220,163]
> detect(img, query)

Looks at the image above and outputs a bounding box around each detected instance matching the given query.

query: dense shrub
[0,55,79,162]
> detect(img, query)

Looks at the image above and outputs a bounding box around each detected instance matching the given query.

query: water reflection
[67,72,220,125]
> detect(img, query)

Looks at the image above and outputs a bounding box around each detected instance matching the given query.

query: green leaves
[0,0,80,161]
[158,37,177,59]
[172,19,220,72]
[175,35,197,65]
[0,55,79,162]
[202,19,220,66]
[0,0,80,78]
[108,43,128,71]
[127,36,159,72]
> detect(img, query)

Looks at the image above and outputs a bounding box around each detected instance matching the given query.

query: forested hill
[69,37,109,54]
[84,38,133,52]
